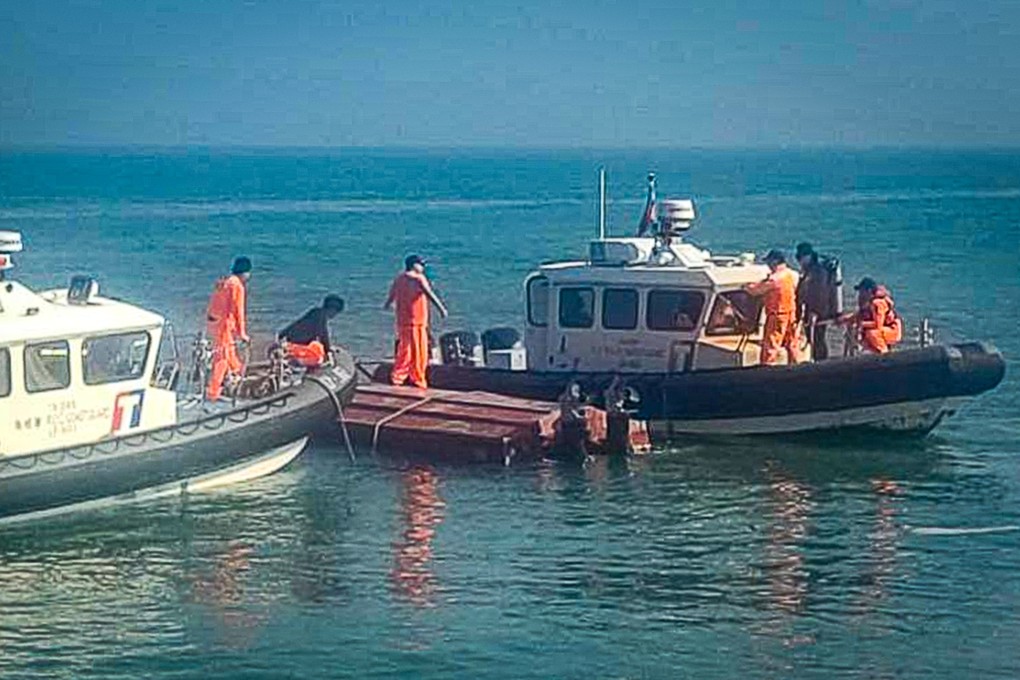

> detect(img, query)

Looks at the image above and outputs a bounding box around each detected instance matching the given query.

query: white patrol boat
[373,173,1005,438]
[0,232,357,525]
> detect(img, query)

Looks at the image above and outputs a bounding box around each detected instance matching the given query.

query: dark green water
[1,149,1018,678]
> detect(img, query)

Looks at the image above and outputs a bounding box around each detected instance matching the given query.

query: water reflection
[763,467,813,619]
[859,478,903,612]
[533,450,650,496]
[755,463,816,651]
[668,437,944,487]
[390,466,446,608]
[0,436,1003,679]
[581,451,648,487]
[286,468,355,606]
[190,540,266,647]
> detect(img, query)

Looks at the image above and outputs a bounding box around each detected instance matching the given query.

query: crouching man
[841,278,903,354]
[278,294,345,366]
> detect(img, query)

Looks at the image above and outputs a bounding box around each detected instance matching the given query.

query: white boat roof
[0,280,164,346]
[537,237,771,288]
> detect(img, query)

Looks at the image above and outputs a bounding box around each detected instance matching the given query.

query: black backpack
[819,255,842,285]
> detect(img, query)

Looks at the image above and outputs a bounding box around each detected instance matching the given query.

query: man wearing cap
[385,255,448,389]
[842,277,902,354]
[795,242,843,361]
[744,249,802,365]
[278,294,345,367]
[206,256,252,401]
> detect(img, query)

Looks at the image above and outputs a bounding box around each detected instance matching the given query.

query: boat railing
[154,326,329,404]
[836,316,935,358]
[917,317,935,348]
[152,328,233,398]
[153,322,182,390]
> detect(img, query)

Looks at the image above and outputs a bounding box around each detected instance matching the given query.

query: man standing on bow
[206,256,252,401]
[385,255,448,389]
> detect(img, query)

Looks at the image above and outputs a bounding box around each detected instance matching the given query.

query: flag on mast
[637,172,657,236]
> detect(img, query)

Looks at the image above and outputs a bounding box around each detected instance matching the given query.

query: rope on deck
[370,393,438,455]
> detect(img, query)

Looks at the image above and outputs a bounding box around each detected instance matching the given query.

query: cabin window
[559,287,595,329]
[24,340,71,393]
[646,290,705,332]
[706,291,762,336]
[602,288,638,330]
[0,348,10,398]
[83,332,151,385]
[527,277,549,327]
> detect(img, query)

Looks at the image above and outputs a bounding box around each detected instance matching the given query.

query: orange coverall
[859,288,902,354]
[388,272,431,389]
[206,274,247,400]
[747,265,801,365]
[286,340,326,367]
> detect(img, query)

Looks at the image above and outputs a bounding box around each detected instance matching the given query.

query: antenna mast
[598,167,607,240]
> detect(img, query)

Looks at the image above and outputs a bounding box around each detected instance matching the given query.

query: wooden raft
[342,384,591,464]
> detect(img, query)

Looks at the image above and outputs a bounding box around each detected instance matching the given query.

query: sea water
[1,148,1019,678]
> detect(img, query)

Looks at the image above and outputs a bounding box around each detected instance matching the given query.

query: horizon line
[5,142,1020,155]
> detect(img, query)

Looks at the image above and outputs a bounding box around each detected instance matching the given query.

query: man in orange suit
[206,256,252,401]
[842,277,903,354]
[744,249,802,366]
[385,254,448,389]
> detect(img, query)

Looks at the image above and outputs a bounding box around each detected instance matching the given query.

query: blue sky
[2,0,1018,147]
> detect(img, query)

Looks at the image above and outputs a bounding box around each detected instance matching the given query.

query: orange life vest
[861,287,899,329]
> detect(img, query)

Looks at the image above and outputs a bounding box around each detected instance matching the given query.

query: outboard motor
[481,327,520,355]
[481,327,525,370]
[603,377,643,458]
[553,382,590,462]
[438,330,479,367]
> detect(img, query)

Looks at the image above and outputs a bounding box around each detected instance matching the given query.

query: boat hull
[0,357,357,524]
[373,343,1004,438]
[0,437,309,526]
[649,397,963,437]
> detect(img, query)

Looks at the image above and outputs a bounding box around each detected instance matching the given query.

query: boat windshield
[706,290,761,336]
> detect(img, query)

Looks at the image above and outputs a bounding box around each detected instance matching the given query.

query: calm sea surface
[1,149,1019,678]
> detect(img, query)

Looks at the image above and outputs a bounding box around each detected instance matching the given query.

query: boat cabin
[514,188,818,374]
[0,232,176,458]
[523,232,780,373]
